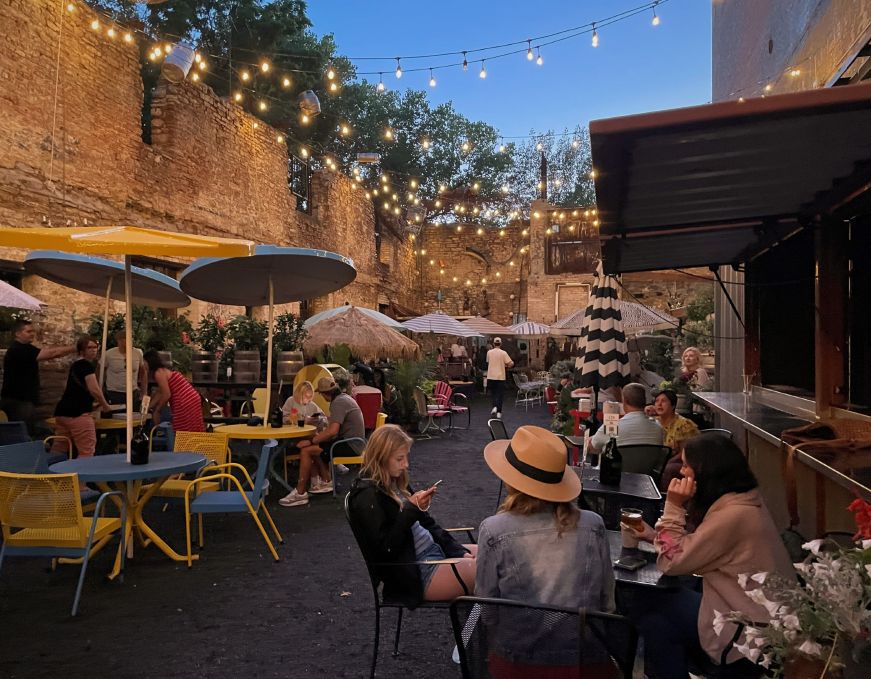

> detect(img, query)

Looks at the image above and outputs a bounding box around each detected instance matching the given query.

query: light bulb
[435,200,442,208]
[461,141,470,152]
[90,19,99,30]
[395,57,402,79]
[572,139,579,149]
[381,174,388,183]
[429,69,437,87]
[240,70,250,82]
[107,28,116,39]
[282,76,291,88]
[526,40,533,61]
[123,32,133,43]
[476,228,484,235]
[198,61,206,71]
[384,128,393,140]
[462,51,468,71]
[329,82,338,92]
[165,43,173,53]
[410,179,418,188]
[536,142,543,151]
[233,92,243,102]
[276,135,284,143]
[195,53,202,64]
[66,3,74,11]
[341,124,350,136]
[473,182,480,190]
[479,61,487,79]
[439,184,446,193]
[326,62,336,80]
[499,143,505,153]
[422,138,430,150]
[652,3,660,26]
[501,184,509,193]
[301,113,310,124]
[301,148,309,158]
[252,122,258,129]
[376,74,385,92]
[258,101,267,111]
[592,24,599,48]
[261,61,270,73]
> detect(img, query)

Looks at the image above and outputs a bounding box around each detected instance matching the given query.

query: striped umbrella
[402,311,482,338]
[508,321,550,336]
[461,316,514,336]
[576,262,630,391]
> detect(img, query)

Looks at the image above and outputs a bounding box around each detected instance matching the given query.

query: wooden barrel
[191,351,218,382]
[277,350,304,382]
[233,350,261,381]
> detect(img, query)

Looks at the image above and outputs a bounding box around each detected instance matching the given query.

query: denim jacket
[476,509,615,613]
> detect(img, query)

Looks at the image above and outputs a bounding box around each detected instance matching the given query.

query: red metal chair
[414,387,452,437]
[433,381,471,430]
[545,386,558,415]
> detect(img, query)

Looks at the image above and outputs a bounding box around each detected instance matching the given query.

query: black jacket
[348,477,468,608]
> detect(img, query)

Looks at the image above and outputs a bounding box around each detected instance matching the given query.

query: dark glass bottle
[599,437,623,486]
[269,405,284,428]
[130,424,150,465]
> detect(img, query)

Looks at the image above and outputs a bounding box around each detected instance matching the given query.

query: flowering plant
[191,314,227,353]
[716,499,871,676]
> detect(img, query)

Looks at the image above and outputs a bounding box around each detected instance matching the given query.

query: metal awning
[590,83,871,273]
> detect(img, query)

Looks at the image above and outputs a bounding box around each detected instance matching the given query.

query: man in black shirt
[1,319,75,435]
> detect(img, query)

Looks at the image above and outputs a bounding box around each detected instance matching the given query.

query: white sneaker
[491,407,498,416]
[309,475,322,491]
[279,489,309,507]
[335,463,350,475]
[496,412,502,419]
[310,479,334,494]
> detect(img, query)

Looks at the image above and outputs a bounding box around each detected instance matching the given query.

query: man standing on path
[102,329,147,410]
[486,337,514,420]
[0,319,76,435]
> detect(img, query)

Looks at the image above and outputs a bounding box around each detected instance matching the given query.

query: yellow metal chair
[153,431,230,499]
[0,471,125,616]
[239,388,268,418]
[375,412,387,429]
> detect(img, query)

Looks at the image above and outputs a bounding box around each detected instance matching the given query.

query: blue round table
[51,453,206,577]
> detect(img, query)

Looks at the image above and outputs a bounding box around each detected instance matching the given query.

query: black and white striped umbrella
[576,261,630,390]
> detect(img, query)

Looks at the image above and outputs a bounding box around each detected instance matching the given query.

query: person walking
[102,329,148,410]
[486,337,513,419]
[0,319,75,435]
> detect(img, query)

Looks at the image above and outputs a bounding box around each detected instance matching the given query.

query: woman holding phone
[348,424,476,606]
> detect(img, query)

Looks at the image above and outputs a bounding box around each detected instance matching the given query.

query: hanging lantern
[161,43,196,83]
[298,90,322,118]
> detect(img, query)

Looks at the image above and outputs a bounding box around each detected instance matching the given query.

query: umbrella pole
[125,257,133,462]
[263,275,273,426]
[98,277,112,389]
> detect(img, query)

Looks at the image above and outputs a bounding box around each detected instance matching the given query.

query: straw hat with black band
[484,425,581,503]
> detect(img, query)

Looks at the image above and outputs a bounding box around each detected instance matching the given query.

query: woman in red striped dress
[144,350,205,433]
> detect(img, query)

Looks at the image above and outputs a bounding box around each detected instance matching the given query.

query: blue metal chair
[183,440,282,566]
[0,421,30,446]
[0,440,99,507]
[0,471,125,616]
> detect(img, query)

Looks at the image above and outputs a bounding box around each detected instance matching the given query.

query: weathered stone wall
[712,0,871,101]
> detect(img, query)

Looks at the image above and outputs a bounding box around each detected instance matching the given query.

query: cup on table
[620,508,644,548]
[297,417,305,428]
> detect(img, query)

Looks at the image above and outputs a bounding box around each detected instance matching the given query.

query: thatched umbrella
[304,306,420,361]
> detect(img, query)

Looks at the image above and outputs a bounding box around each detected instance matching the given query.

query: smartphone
[613,556,647,572]
[431,479,443,488]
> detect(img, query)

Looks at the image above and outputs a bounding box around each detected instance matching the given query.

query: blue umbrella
[25,250,190,385]
[179,246,357,424]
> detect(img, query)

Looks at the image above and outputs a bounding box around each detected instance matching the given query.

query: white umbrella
[460,316,514,336]
[402,311,483,338]
[0,280,44,311]
[508,321,551,336]
[303,304,404,330]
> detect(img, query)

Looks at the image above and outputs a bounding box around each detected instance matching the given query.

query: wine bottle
[599,436,623,486]
[130,395,152,465]
[269,405,284,428]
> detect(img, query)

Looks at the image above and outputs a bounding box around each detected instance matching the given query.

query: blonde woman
[347,424,476,606]
[681,346,710,390]
[281,380,324,426]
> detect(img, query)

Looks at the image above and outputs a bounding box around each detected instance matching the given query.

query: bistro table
[608,529,678,589]
[50,452,206,578]
[573,464,662,529]
[218,423,316,493]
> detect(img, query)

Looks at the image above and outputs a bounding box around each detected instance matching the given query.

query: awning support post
[712,266,745,330]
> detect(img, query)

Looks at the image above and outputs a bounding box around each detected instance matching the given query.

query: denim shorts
[417,541,446,590]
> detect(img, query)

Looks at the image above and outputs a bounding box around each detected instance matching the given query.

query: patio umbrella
[179,246,357,425]
[576,261,630,406]
[620,301,679,334]
[25,251,190,386]
[304,307,419,362]
[402,311,483,338]
[0,280,44,311]
[0,226,255,459]
[508,321,551,336]
[460,316,514,336]
[303,304,404,330]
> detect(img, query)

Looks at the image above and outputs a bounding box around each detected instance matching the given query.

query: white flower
[782,613,800,630]
[734,642,761,662]
[746,588,769,605]
[865,564,871,578]
[785,630,798,642]
[862,539,871,550]
[737,573,749,589]
[802,539,824,555]
[798,639,823,657]
[763,600,782,618]
[712,610,726,637]
[750,572,769,584]
[760,653,774,669]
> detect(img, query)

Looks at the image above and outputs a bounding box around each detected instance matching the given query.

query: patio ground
[0,396,553,679]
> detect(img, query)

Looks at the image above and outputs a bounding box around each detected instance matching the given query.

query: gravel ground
[0,398,553,679]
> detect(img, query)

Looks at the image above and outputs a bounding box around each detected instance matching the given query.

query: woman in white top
[281,380,324,425]
[681,347,710,390]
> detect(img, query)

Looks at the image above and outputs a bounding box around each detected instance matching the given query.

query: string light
[240,70,250,82]
[66,2,74,11]
[191,72,200,82]
[479,61,487,79]
[123,32,133,43]
[462,51,468,72]
[326,61,336,80]
[282,76,292,88]
[651,4,660,26]
[429,69,437,87]
[276,134,284,143]
[198,60,206,71]
[90,19,99,31]
[422,138,431,150]
[572,139,579,149]
[526,40,533,61]
[536,142,543,151]
[376,73,385,92]
[395,57,402,79]
[329,81,339,92]
[260,61,270,73]
[340,124,351,136]
[107,27,116,39]
[410,179,418,188]
[258,100,268,111]
[301,113,310,124]
[233,92,243,102]
[461,141,470,152]
[300,147,309,158]
[536,48,543,66]
[591,23,599,47]
[384,127,394,140]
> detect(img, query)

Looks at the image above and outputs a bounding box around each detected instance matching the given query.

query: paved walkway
[0,398,553,679]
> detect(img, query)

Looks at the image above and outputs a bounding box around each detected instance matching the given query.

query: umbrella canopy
[0,280,44,311]
[402,311,483,338]
[25,251,190,308]
[304,307,420,362]
[508,321,551,336]
[460,316,514,336]
[180,246,357,426]
[576,262,630,392]
[0,225,254,461]
[553,301,679,336]
[303,304,404,330]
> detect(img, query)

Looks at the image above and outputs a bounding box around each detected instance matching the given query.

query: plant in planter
[273,312,307,352]
[191,314,227,353]
[385,359,435,430]
[226,315,268,351]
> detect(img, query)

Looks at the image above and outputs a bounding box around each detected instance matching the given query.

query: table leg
[131,474,200,564]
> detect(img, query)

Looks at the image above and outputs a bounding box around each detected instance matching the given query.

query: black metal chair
[617,444,673,486]
[450,595,638,679]
[487,419,511,511]
[344,493,475,679]
[700,428,733,439]
[0,421,29,447]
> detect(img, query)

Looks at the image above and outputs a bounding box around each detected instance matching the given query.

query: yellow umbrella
[0,226,255,459]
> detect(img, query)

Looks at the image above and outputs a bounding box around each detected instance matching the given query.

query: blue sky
[307,0,711,137]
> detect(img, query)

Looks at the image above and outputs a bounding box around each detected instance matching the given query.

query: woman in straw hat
[478,426,614,610]
[348,425,476,607]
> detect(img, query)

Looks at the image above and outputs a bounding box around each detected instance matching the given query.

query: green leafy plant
[385,359,435,428]
[273,312,307,352]
[225,315,268,351]
[191,314,227,353]
[315,342,352,368]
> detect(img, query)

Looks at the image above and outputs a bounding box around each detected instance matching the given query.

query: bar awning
[590,83,871,273]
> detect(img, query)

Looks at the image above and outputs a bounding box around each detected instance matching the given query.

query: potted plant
[717,498,871,677]
[190,314,226,382]
[385,358,435,432]
[226,315,267,381]
[273,312,307,382]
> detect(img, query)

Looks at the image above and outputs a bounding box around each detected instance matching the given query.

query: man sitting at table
[590,382,663,452]
[279,374,365,508]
